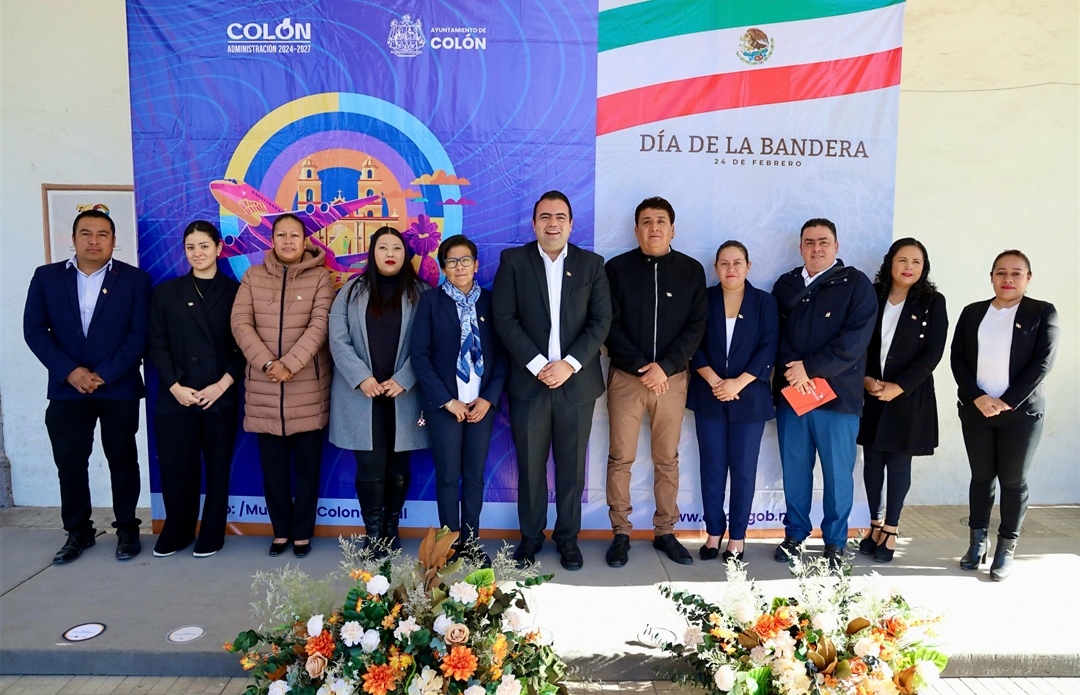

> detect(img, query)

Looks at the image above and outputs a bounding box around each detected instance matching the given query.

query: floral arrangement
[655,560,947,695]
[226,529,568,695]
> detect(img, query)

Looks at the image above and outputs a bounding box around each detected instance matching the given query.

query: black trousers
[45,398,142,535]
[428,404,497,540]
[257,429,323,540]
[353,396,411,482]
[862,447,912,527]
[154,408,238,554]
[959,406,1045,539]
[509,388,595,546]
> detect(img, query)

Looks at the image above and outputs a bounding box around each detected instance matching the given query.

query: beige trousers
[606,368,689,535]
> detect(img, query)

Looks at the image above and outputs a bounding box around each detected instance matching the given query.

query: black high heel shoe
[699,545,720,561]
[721,549,745,563]
[959,528,989,570]
[859,523,883,556]
[874,530,897,563]
[268,539,290,557]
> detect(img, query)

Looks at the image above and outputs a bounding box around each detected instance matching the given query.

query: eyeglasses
[443,257,476,269]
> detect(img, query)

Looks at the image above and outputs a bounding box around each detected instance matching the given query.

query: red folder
[781,378,837,416]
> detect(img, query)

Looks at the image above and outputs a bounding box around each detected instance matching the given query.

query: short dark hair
[800,218,836,240]
[635,196,675,225]
[992,249,1032,274]
[714,240,749,264]
[72,209,115,237]
[874,237,937,301]
[437,235,478,268]
[532,190,573,221]
[271,213,308,234]
[182,220,222,245]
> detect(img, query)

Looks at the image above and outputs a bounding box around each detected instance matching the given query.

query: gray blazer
[328,276,430,452]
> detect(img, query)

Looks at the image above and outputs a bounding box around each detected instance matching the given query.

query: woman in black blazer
[857,238,947,562]
[411,235,507,565]
[686,241,778,563]
[147,221,243,557]
[951,249,1059,581]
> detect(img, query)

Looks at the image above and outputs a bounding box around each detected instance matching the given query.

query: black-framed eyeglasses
[443,257,476,269]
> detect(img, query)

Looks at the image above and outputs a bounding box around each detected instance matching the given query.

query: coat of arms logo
[388,14,426,58]
[737,27,774,65]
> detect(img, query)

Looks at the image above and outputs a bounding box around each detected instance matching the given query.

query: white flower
[407,666,444,695]
[769,629,797,659]
[307,614,324,638]
[449,581,479,605]
[495,674,522,695]
[464,686,486,695]
[366,574,390,596]
[433,614,454,636]
[360,628,381,653]
[854,637,881,659]
[329,680,354,695]
[504,608,529,632]
[394,616,420,641]
[733,602,756,624]
[748,645,769,665]
[915,660,941,684]
[316,686,331,695]
[340,620,364,647]
[773,657,812,695]
[682,625,704,647]
[811,612,838,633]
[268,682,290,695]
[713,665,736,691]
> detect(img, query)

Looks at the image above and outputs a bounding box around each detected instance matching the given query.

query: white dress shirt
[879,298,904,375]
[525,244,582,376]
[801,259,839,286]
[976,303,1019,398]
[454,303,483,403]
[67,257,113,336]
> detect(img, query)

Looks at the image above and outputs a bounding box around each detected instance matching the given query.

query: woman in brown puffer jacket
[231,214,334,558]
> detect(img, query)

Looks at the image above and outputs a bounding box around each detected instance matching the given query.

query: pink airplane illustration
[210,179,379,271]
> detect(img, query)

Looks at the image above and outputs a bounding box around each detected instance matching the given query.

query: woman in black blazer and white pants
[858,238,947,563]
[148,221,243,557]
[951,249,1059,581]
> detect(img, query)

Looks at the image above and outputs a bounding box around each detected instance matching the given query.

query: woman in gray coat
[329,227,429,554]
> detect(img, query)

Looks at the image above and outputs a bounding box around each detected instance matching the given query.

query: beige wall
[1,0,1077,506]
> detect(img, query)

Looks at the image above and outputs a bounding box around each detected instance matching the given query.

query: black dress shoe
[293,541,311,558]
[115,528,142,561]
[699,545,720,561]
[54,531,96,565]
[512,539,543,569]
[269,539,290,556]
[556,540,584,571]
[823,544,847,572]
[653,534,693,565]
[774,536,803,563]
[721,549,745,563]
[606,534,631,567]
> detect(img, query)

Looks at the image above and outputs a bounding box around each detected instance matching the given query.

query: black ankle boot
[959,527,988,570]
[990,536,1017,582]
[383,474,409,551]
[356,478,387,557]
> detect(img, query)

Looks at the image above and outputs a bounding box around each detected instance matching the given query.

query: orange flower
[752,614,777,639]
[351,568,373,582]
[849,657,868,678]
[390,652,414,676]
[240,652,260,670]
[306,629,336,658]
[440,645,479,681]
[773,605,798,630]
[362,664,397,695]
[492,633,508,665]
[488,666,503,682]
[477,584,496,605]
[881,616,907,639]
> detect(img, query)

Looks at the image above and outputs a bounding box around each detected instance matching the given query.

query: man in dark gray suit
[492,191,611,570]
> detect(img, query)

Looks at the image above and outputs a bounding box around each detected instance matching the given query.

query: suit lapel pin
[738,314,744,319]
[825,311,831,317]
[666,292,672,297]
[479,316,485,322]
[102,288,108,295]
[187,301,195,307]
[911,314,917,320]
[565,271,572,277]
[1015,323,1021,329]
[296,294,302,300]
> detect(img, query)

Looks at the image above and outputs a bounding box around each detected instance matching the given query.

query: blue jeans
[776,405,859,546]
[695,411,766,540]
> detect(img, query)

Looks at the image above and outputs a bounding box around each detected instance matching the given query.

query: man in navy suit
[24,209,152,564]
[492,191,611,571]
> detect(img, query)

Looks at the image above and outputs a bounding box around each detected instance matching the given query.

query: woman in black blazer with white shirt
[857,238,947,563]
[148,221,243,557]
[951,249,1059,581]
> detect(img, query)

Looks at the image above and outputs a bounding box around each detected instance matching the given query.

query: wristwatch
[262,360,274,372]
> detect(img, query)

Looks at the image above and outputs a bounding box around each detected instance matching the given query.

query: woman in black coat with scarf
[857,238,947,563]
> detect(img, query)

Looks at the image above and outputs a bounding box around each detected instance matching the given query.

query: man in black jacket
[603,197,707,567]
[771,218,876,569]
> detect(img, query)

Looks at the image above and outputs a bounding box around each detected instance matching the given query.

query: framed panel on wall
[41,184,138,266]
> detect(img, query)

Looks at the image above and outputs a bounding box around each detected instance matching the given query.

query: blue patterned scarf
[442,281,484,382]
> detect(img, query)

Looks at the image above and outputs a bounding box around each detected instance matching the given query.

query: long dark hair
[873,237,937,301]
[352,226,421,316]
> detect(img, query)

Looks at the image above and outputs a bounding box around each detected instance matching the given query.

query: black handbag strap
[784,264,844,313]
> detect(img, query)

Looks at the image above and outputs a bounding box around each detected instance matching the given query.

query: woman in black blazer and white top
[951,249,1059,581]
[857,238,947,563]
[148,221,243,557]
